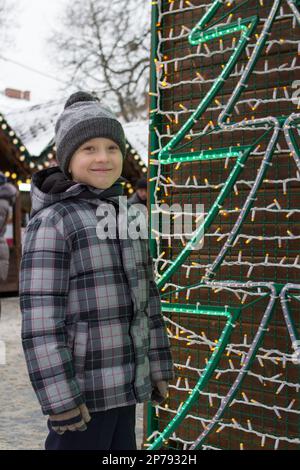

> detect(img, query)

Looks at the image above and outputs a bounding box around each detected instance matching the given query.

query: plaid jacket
[19,169,174,415]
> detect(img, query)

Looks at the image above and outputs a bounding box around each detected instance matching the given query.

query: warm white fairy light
[148,0,300,451]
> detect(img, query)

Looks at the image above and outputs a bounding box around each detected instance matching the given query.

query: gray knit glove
[49,403,91,435]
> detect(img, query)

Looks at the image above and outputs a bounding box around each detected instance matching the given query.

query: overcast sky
[0,0,68,103]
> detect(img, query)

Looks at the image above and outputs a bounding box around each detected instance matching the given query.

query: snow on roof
[0,91,63,155]
[0,92,149,165]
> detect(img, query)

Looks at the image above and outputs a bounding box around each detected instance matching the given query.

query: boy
[19,91,174,450]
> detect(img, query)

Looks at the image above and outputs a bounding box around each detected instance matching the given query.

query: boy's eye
[83,146,118,151]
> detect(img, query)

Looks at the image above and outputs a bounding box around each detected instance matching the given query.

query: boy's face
[68,137,123,189]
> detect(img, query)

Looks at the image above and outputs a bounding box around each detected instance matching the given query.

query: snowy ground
[0,296,144,450]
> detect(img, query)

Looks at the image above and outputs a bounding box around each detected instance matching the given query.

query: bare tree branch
[47,0,151,121]
[0,0,19,47]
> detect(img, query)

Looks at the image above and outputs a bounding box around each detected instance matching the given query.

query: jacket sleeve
[146,249,175,384]
[19,215,85,415]
[0,239,9,282]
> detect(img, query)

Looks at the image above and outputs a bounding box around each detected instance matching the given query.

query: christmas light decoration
[147,0,300,451]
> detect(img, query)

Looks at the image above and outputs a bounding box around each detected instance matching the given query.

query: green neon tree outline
[147,0,300,450]
[155,0,283,291]
[148,283,278,450]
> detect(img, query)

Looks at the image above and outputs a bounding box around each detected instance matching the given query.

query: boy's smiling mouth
[90,168,112,172]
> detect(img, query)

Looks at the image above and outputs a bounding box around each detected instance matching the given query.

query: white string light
[149,0,300,451]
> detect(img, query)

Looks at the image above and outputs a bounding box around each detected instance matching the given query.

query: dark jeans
[45,404,137,450]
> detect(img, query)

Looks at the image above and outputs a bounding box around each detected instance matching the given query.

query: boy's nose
[94,151,110,161]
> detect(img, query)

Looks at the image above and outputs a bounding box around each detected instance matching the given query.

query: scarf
[40,167,125,199]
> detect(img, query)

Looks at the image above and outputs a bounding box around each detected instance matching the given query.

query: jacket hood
[29,166,126,219]
[0,182,17,205]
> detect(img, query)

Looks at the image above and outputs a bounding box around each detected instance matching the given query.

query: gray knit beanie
[54,91,127,179]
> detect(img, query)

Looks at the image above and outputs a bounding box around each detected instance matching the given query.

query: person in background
[0,171,17,316]
[128,177,147,207]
